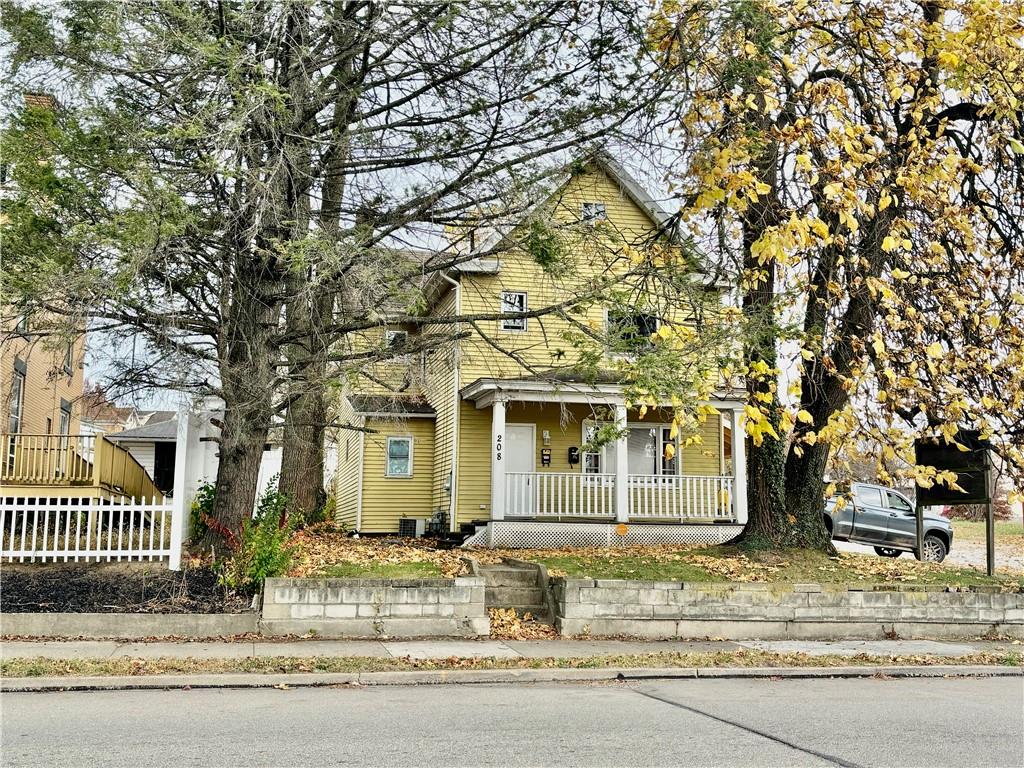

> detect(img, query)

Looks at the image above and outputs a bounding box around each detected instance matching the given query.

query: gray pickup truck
[823,482,953,562]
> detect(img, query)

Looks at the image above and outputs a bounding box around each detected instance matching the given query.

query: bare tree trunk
[200,270,279,554]
[279,290,330,517]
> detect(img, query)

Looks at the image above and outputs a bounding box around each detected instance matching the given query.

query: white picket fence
[0,496,180,567]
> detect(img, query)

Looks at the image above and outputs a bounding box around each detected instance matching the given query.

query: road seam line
[630,687,865,768]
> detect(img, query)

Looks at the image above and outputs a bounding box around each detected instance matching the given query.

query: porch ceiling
[460,375,746,410]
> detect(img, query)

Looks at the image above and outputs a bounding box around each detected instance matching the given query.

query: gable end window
[581,202,607,223]
[386,436,413,477]
[607,310,659,352]
[500,291,528,332]
[386,330,407,349]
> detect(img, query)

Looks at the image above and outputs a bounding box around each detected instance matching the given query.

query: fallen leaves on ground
[287,526,469,578]
[488,608,557,640]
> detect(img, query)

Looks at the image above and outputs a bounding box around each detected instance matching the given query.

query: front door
[505,424,536,516]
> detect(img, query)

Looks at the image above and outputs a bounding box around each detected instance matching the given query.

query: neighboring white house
[109,408,283,508]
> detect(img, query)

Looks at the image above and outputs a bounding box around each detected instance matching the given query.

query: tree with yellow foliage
[653,0,1024,549]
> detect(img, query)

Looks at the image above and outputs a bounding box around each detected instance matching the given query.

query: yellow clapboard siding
[333,397,362,531]
[359,416,435,532]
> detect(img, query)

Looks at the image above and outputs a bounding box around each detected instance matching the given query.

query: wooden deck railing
[1,433,161,500]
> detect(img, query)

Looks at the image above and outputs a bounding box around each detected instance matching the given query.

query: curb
[2,665,1020,692]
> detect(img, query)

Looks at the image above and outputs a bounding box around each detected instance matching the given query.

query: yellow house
[334,155,748,546]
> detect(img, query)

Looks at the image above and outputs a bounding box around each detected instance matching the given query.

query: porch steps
[480,564,551,621]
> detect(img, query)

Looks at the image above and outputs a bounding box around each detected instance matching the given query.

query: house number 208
[495,434,502,461]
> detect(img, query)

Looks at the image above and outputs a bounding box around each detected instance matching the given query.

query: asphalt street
[2,677,1021,767]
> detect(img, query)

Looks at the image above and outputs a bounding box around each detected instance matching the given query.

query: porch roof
[460,374,746,410]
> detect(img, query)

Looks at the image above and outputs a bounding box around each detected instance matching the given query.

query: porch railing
[504,472,735,522]
[1,433,161,500]
[506,472,616,518]
[628,475,734,520]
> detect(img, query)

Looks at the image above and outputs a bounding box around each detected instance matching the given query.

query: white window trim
[8,369,25,433]
[499,291,528,332]
[581,201,607,223]
[582,420,684,476]
[385,435,414,478]
[604,308,661,360]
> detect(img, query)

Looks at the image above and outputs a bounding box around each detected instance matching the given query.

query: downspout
[441,271,461,533]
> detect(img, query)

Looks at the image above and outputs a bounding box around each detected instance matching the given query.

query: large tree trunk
[279,289,330,517]
[730,116,797,549]
[200,264,279,555]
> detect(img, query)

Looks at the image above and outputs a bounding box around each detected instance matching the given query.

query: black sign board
[914,430,990,506]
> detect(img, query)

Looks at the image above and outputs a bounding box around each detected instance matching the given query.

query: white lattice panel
[619,524,740,546]
[469,522,743,549]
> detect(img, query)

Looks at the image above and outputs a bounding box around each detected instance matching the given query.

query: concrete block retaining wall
[260,577,489,638]
[0,612,258,639]
[553,579,1024,640]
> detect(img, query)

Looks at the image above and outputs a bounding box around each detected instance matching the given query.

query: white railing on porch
[1,495,176,564]
[628,475,733,520]
[504,472,735,521]
[506,472,616,518]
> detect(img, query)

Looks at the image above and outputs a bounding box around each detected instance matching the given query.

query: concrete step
[485,586,544,607]
[508,605,550,620]
[481,567,538,587]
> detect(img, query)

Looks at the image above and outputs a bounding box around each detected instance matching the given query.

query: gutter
[441,270,461,533]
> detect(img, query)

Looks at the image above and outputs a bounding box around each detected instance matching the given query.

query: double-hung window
[500,291,528,332]
[607,310,659,353]
[581,201,607,223]
[7,362,25,434]
[386,436,413,477]
[6,362,25,472]
[62,343,74,376]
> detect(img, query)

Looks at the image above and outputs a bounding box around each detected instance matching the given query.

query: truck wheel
[916,535,947,563]
[873,547,902,558]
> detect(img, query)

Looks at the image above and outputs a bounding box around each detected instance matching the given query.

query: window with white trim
[62,342,74,375]
[607,310,659,352]
[500,291,528,332]
[385,436,413,477]
[7,366,25,434]
[386,330,407,349]
[582,422,617,475]
[581,201,607,222]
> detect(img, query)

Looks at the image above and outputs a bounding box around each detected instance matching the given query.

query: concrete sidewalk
[1,637,1014,661]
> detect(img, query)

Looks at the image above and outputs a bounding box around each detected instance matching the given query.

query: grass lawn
[3,649,1020,678]
[951,520,1024,545]
[315,561,442,579]
[515,546,1024,589]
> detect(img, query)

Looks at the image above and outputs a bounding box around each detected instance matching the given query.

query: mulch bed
[0,563,251,614]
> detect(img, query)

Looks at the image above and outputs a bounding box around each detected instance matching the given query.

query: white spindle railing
[503,472,735,521]
[505,472,616,518]
[628,475,734,521]
[1,496,174,563]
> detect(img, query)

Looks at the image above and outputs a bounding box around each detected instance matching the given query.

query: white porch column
[490,398,507,521]
[614,403,629,523]
[730,408,748,525]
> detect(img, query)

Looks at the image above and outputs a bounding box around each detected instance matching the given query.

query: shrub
[189,482,216,543]
[944,499,1011,521]
[220,482,295,594]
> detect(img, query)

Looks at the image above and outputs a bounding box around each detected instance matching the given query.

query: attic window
[500,291,528,332]
[608,310,659,351]
[582,202,607,223]
[386,330,407,349]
